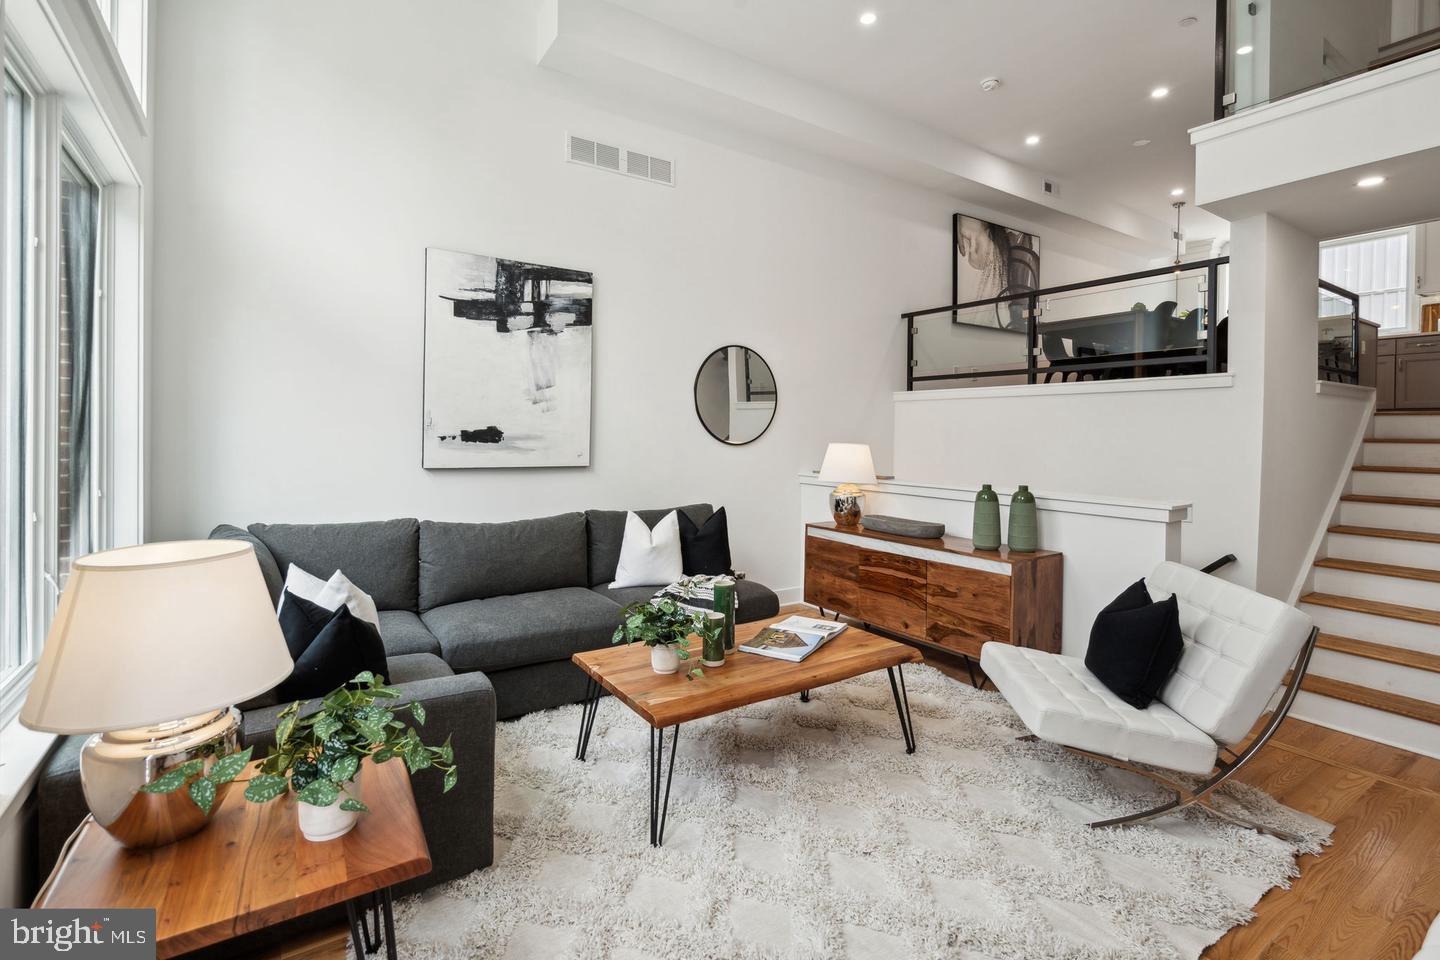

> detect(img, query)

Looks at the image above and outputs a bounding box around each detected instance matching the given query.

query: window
[89,0,147,110]
[1,72,31,688]
[1320,228,1414,332]
[57,152,100,585]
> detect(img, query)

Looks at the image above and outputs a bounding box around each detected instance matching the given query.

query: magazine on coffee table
[739,615,847,662]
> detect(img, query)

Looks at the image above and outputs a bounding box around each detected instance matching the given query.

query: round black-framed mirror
[693,345,777,445]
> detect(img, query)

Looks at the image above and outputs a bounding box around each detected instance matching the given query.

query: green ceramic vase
[1008,484,1038,552]
[712,578,737,650]
[973,484,1001,551]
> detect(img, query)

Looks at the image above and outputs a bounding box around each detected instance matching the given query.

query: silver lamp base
[829,489,865,528]
[79,707,241,848]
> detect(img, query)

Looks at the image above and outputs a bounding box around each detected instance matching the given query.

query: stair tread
[1351,465,1440,474]
[1300,592,1440,626]
[1375,409,1440,415]
[1364,437,1440,443]
[1328,524,1440,544]
[1314,556,1440,583]
[1295,674,1440,725]
[1341,494,1440,507]
[1316,633,1440,673]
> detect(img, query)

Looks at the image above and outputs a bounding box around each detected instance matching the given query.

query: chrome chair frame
[1021,625,1320,843]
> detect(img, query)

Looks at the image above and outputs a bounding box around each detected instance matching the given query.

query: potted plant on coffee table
[141,671,457,842]
[612,597,706,678]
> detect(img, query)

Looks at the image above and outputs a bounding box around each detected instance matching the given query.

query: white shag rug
[387,665,1331,960]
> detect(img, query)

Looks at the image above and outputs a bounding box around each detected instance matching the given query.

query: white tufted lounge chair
[980,561,1319,840]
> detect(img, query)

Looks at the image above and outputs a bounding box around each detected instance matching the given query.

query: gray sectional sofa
[35,503,778,929]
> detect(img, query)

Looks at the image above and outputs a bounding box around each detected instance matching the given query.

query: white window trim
[1321,225,1418,336]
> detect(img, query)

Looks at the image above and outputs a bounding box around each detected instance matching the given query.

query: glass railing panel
[910,302,1030,389]
[1035,266,1221,379]
[1318,283,1360,383]
[1223,0,1430,115]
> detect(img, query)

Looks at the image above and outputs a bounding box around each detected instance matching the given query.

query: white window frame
[1320,225,1417,336]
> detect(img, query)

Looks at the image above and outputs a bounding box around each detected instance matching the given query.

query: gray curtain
[62,170,96,557]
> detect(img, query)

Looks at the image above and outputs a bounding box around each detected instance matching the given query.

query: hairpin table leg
[886,664,916,754]
[575,675,601,761]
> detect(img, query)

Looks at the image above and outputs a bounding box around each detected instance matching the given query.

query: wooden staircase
[1296,411,1440,758]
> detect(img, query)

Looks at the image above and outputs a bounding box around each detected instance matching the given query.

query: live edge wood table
[804,521,1063,685]
[572,620,921,847]
[34,758,430,960]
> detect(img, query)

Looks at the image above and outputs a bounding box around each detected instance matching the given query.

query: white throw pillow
[278,564,381,628]
[610,511,684,589]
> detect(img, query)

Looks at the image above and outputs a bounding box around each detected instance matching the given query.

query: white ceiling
[607,0,1230,242]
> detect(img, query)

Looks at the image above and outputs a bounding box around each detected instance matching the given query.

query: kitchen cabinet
[1420,221,1440,296]
[1396,335,1440,408]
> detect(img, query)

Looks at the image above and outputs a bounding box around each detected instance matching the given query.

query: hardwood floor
[249,625,1440,960]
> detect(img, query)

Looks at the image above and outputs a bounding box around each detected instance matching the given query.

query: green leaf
[188,776,217,815]
[339,798,370,813]
[296,778,340,807]
[243,774,290,803]
[206,747,253,786]
[439,736,453,765]
[372,747,395,764]
[329,754,360,783]
[275,714,296,748]
[139,763,193,794]
[442,767,458,793]
[409,701,426,725]
[351,671,375,685]
[312,716,342,741]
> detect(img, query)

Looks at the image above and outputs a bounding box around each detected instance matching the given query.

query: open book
[739,615,847,662]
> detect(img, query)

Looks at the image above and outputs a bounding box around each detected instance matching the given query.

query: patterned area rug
[388,665,1330,960]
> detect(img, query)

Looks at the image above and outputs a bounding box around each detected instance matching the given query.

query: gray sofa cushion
[586,504,712,587]
[249,519,420,611]
[419,513,587,611]
[386,652,454,684]
[592,578,781,624]
[379,610,442,657]
[210,524,284,603]
[422,587,623,673]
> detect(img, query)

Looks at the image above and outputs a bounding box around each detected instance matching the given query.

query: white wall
[147,0,1138,594]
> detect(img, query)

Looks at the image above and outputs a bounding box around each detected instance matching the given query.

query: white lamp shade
[21,540,294,734]
[818,443,877,485]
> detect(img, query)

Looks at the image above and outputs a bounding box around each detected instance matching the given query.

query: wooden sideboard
[803,522,1062,660]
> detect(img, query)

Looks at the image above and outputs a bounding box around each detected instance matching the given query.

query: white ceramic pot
[297,768,363,842]
[651,644,680,675]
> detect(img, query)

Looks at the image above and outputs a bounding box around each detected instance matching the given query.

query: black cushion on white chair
[1084,579,1184,709]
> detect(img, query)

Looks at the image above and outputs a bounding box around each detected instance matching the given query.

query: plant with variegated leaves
[140,672,457,815]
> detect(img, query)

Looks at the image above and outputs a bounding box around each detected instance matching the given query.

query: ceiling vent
[567,133,674,187]
[1042,178,1060,197]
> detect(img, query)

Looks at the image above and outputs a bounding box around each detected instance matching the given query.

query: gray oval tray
[861,515,946,539]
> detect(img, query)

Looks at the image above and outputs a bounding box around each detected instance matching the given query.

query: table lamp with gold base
[21,540,293,848]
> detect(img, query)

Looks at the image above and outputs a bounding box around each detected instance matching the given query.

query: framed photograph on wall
[422,248,594,468]
[952,214,1040,331]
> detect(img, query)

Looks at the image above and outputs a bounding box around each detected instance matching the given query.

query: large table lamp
[21,540,292,848]
[819,442,877,527]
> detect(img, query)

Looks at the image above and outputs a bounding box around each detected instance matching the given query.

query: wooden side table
[34,758,431,959]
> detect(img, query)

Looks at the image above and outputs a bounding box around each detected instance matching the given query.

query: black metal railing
[1318,280,1361,385]
[904,258,1228,390]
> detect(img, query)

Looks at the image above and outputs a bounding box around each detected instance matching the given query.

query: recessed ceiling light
[1179,16,1199,27]
[1024,134,1041,146]
[1356,175,1386,188]
[858,10,877,26]
[1132,139,1152,147]
[1170,187,1185,197]
[1150,86,1170,99]
[1236,45,1254,55]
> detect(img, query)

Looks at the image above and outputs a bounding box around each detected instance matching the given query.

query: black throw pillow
[678,507,732,576]
[1084,579,1184,710]
[275,599,388,702]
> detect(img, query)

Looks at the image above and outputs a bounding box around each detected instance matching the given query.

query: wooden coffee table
[571,618,922,846]
[34,757,430,959]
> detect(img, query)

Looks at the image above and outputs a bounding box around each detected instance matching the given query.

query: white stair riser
[1339,501,1440,533]
[1289,691,1440,759]
[1313,567,1440,609]
[1351,471,1440,498]
[1308,648,1440,703]
[1299,603,1440,656]
[1324,532,1440,569]
[1373,416,1440,439]
[1361,442,1440,467]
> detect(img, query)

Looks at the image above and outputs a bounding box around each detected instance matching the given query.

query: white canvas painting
[423,248,593,468]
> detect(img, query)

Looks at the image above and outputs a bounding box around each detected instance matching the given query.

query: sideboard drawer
[859,550,927,639]
[804,535,861,617]
[926,563,1012,658]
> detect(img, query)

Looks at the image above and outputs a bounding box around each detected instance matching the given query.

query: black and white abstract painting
[953,214,1040,331]
[423,248,593,468]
